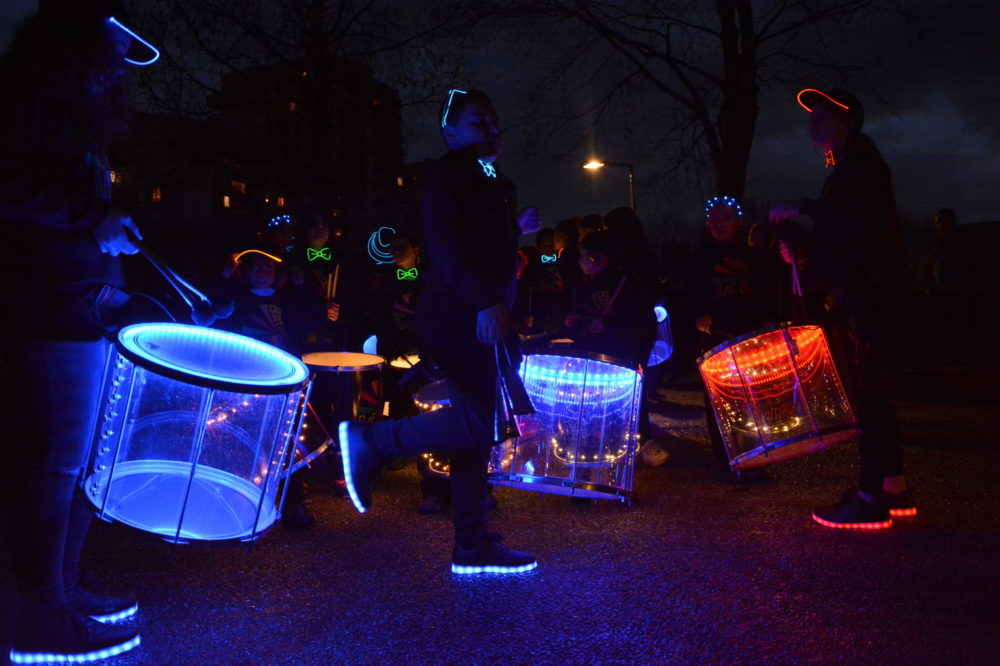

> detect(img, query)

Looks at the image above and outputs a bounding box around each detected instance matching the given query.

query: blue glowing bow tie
[478,159,497,178]
[540,253,558,264]
[307,247,332,261]
[397,267,419,281]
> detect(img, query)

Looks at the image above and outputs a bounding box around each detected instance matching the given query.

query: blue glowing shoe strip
[339,421,367,514]
[9,635,140,664]
[90,603,139,624]
[451,561,538,575]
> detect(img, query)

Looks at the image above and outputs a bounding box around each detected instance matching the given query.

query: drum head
[117,323,309,394]
[302,351,385,372]
[414,379,450,409]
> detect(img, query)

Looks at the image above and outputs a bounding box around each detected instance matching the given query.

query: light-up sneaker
[10,606,140,664]
[452,534,538,575]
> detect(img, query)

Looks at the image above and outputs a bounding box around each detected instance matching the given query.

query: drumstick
[326,273,333,300]
[330,264,340,300]
[528,286,533,317]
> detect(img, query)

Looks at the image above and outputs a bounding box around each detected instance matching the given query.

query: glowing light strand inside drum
[10,635,142,664]
[519,355,638,464]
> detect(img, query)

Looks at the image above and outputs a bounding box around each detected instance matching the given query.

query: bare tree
[475,0,912,198]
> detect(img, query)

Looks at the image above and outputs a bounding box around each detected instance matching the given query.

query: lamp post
[583,159,636,211]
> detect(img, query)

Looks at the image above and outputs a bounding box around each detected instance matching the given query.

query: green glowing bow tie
[307,247,332,261]
[397,267,419,281]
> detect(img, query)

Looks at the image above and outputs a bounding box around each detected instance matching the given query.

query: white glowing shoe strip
[90,603,139,624]
[451,561,538,575]
[9,635,140,664]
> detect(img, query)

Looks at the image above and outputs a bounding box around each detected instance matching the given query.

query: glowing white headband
[441,88,467,128]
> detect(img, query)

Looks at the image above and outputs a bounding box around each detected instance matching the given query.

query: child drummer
[338,88,541,574]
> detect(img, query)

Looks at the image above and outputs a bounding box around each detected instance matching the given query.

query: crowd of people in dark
[0,2,960,663]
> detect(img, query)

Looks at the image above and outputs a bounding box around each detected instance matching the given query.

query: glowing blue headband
[704,196,743,218]
[107,16,160,66]
[441,88,468,127]
[268,214,292,229]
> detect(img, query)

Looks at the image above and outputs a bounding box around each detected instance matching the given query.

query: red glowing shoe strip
[889,507,917,517]
[811,513,892,530]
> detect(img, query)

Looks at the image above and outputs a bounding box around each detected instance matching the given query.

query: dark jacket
[799,132,903,295]
[0,96,122,339]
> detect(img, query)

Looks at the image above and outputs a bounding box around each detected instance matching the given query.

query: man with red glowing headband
[769,88,913,530]
[0,1,157,662]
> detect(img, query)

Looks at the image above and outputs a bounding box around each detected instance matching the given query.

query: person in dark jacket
[770,88,913,529]
[338,89,541,574]
[0,1,158,661]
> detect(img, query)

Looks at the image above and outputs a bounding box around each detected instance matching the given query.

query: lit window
[110,170,120,184]
[396,176,404,187]
[223,195,231,208]
[301,70,308,78]
[264,197,270,204]
[289,102,296,112]
[231,181,247,195]
[151,187,162,203]
[277,197,286,208]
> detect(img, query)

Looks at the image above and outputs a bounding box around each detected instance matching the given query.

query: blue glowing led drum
[413,379,451,478]
[85,323,311,543]
[698,325,859,470]
[489,352,643,502]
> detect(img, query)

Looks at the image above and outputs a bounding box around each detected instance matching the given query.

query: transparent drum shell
[489,352,643,502]
[698,325,859,470]
[413,379,451,478]
[85,324,310,543]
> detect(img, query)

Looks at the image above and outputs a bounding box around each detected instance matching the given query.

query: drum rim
[525,349,641,372]
[488,472,632,501]
[117,323,311,395]
[696,322,820,365]
[301,351,386,372]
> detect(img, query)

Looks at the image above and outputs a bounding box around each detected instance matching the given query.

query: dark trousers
[2,339,109,611]
[821,289,904,494]
[368,291,496,548]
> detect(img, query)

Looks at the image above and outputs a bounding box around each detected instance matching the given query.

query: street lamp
[583,159,636,211]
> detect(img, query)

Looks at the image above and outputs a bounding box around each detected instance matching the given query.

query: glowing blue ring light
[367,226,396,265]
[489,351,643,502]
[117,323,309,394]
[85,323,312,544]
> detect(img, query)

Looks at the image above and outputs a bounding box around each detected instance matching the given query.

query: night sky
[3,0,998,240]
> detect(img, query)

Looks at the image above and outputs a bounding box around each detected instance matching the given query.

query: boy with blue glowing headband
[339,89,539,575]
[0,1,157,662]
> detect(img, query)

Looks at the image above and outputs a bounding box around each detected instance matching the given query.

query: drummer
[693,196,783,482]
[338,88,542,574]
[0,1,156,661]
[769,88,913,528]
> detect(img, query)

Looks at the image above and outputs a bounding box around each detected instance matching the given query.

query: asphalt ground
[2,314,999,665]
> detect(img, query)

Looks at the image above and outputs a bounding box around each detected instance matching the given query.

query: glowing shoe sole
[889,507,917,518]
[9,635,140,664]
[812,512,892,530]
[90,603,139,624]
[451,561,539,575]
[339,421,367,514]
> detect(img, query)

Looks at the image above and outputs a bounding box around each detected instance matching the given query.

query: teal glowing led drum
[489,351,643,502]
[85,323,311,543]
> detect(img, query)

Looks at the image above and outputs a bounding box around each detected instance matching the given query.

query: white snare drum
[413,379,451,477]
[85,323,311,543]
[698,324,859,470]
[489,351,643,502]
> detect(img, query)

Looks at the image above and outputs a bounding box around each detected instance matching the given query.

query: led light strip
[10,635,141,664]
[451,561,538,575]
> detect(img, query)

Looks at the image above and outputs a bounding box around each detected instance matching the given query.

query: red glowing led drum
[489,351,643,502]
[698,325,858,470]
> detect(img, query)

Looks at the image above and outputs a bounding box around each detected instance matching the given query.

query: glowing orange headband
[796,88,850,113]
[234,249,283,263]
